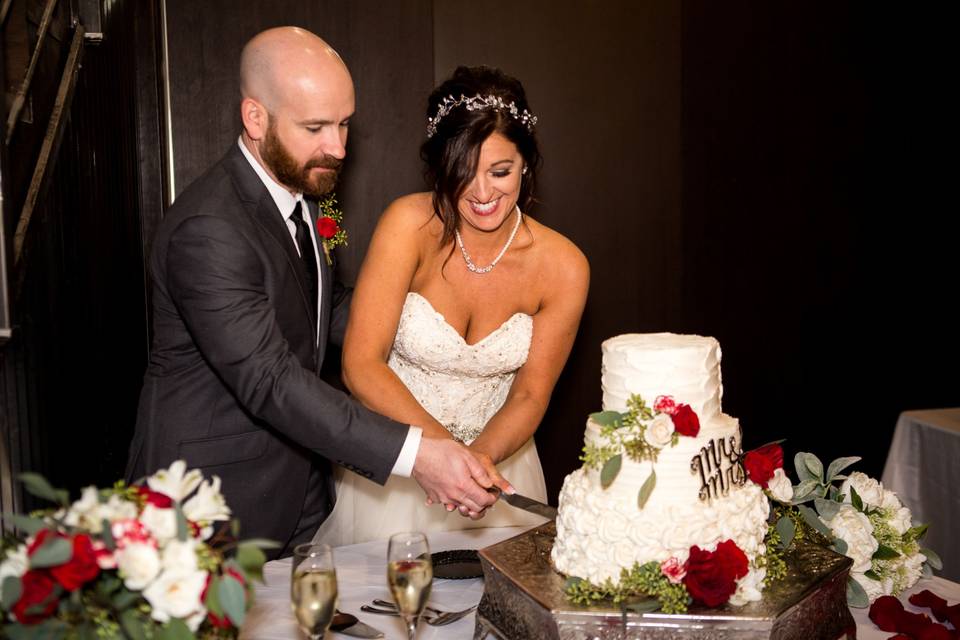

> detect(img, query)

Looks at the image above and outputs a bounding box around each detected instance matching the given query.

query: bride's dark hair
[420,66,542,250]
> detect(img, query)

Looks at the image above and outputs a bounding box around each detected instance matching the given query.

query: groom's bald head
[240,27,351,112]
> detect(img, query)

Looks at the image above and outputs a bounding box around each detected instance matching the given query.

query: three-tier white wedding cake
[551,333,770,605]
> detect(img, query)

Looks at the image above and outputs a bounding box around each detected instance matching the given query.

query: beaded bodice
[387,292,533,443]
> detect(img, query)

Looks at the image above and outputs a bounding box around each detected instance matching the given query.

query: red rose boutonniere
[316,194,347,266]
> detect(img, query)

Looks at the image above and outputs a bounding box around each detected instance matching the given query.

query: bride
[313,66,589,545]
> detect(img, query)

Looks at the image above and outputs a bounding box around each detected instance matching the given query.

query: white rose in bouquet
[161,538,199,572]
[143,568,208,631]
[140,504,178,543]
[888,506,912,536]
[644,414,675,448]
[840,472,884,508]
[0,544,28,581]
[115,541,162,590]
[826,504,877,573]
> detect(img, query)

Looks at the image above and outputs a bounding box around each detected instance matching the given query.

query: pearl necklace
[455,205,523,274]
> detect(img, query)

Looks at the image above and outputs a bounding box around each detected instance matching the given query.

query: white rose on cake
[766,468,793,503]
[644,414,675,448]
[825,504,877,573]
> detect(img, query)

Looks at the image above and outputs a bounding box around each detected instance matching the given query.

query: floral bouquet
[0,461,273,638]
[743,447,942,608]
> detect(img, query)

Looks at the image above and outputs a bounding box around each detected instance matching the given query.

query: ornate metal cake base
[474,522,856,640]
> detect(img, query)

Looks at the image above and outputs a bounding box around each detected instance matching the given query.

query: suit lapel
[223,145,318,346]
[306,199,329,369]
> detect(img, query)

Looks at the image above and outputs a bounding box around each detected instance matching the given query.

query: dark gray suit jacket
[126,144,407,554]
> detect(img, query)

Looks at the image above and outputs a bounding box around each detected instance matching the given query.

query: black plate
[431,549,483,579]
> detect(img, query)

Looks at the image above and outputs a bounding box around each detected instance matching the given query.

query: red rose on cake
[743,444,784,488]
[671,404,700,437]
[683,540,749,607]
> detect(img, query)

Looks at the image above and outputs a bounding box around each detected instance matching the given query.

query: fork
[360,603,476,626]
[372,598,477,618]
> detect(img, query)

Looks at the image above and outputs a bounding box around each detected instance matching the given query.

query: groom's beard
[261,121,343,198]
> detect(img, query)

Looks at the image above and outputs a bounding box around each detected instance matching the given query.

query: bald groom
[126,27,504,557]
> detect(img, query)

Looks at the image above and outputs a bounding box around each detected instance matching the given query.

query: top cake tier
[601,333,723,421]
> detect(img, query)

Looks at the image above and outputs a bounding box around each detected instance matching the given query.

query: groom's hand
[412,438,504,517]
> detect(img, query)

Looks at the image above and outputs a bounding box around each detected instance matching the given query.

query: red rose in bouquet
[683,540,748,607]
[12,570,58,624]
[743,444,784,488]
[671,404,700,437]
[317,216,339,239]
[51,534,100,591]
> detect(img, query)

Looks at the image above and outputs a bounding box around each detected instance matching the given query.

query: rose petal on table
[870,596,905,632]
[910,590,949,615]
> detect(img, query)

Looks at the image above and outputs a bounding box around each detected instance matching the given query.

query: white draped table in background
[241,526,960,639]
[882,408,960,582]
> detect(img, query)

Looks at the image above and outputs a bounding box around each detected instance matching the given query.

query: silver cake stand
[474,522,855,640]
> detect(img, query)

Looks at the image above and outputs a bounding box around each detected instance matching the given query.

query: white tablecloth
[241,526,960,639]
[882,408,960,582]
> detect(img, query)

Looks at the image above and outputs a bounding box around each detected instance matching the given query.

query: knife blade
[330,612,384,638]
[500,491,557,519]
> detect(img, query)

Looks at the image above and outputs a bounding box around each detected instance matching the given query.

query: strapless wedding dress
[312,292,548,546]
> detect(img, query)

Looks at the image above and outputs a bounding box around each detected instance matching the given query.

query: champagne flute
[291,543,338,639]
[387,532,433,639]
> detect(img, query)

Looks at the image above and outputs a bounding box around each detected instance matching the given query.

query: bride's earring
[522,165,528,176]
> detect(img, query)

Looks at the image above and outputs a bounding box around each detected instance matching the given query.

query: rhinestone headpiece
[426,93,538,139]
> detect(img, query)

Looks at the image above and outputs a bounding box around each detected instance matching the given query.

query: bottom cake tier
[476,522,855,640]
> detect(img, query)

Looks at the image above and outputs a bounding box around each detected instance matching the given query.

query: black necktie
[290,201,318,320]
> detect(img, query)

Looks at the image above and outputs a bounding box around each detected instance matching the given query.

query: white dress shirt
[237,138,421,477]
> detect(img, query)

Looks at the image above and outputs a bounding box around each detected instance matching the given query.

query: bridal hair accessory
[456,205,522,274]
[427,94,538,139]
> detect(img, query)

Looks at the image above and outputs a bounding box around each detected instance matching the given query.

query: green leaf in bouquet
[119,610,149,640]
[845,576,869,608]
[16,473,69,506]
[825,456,861,483]
[797,504,833,538]
[849,486,864,512]
[237,544,267,583]
[2,513,47,536]
[29,537,72,568]
[175,505,189,543]
[1,576,22,610]
[601,454,622,489]
[4,618,69,639]
[622,597,662,614]
[231,519,241,539]
[775,515,795,550]
[922,562,934,578]
[112,587,142,610]
[792,479,820,503]
[218,572,247,627]
[921,547,943,570]
[95,575,122,599]
[205,576,224,618]
[237,538,283,550]
[906,523,929,542]
[590,411,624,427]
[793,453,822,483]
[156,618,193,640]
[872,544,901,560]
[864,569,881,581]
[76,623,97,640]
[637,470,656,509]
[831,538,848,555]
[101,518,116,551]
[814,497,842,521]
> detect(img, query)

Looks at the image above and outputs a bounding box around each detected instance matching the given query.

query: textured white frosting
[602,333,723,421]
[552,333,770,605]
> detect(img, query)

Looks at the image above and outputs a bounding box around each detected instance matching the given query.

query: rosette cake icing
[551,333,770,605]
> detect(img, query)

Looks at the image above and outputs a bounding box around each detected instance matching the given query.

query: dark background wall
[3,1,956,506]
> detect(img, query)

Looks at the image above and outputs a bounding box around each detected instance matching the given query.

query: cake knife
[498,491,557,519]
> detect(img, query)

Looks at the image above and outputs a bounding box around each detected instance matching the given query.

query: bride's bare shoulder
[378,192,439,235]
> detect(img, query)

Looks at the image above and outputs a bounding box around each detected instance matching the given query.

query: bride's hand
[412,437,500,514]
